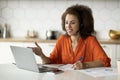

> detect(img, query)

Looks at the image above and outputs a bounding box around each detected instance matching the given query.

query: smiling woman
[29,4,111,70]
[61,4,94,39]
[65,14,80,36]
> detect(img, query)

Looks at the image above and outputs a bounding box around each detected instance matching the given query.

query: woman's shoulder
[85,35,98,42]
[86,35,96,39]
[84,35,100,47]
[57,34,69,40]
[55,34,69,45]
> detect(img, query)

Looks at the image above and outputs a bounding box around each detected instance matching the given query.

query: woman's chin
[67,32,77,36]
[67,33,72,36]
[67,33,79,36]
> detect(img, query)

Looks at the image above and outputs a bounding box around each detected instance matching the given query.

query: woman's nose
[67,23,71,28]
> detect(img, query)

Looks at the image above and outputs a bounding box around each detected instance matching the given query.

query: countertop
[0,38,120,44]
[0,64,119,80]
[0,38,56,43]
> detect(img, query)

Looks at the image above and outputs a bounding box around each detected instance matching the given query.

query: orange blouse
[49,35,111,67]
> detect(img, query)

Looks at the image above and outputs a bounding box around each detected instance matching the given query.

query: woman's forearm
[40,53,51,64]
[83,60,104,69]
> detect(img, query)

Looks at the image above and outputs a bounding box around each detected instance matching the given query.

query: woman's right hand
[30,42,51,64]
[31,42,43,56]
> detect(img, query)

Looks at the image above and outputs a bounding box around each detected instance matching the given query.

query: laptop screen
[10,46,39,72]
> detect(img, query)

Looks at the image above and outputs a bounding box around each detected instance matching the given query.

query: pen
[78,57,83,61]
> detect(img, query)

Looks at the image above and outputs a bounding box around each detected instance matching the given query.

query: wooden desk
[0,64,119,80]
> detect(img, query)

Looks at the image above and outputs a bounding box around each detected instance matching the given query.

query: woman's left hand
[73,61,84,70]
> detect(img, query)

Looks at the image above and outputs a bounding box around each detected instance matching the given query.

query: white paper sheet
[42,64,64,68]
[58,64,74,70]
[79,67,118,77]
[42,64,74,70]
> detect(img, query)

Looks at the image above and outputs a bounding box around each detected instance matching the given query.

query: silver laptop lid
[10,46,39,72]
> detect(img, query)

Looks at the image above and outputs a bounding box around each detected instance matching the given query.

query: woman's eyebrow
[65,20,77,22]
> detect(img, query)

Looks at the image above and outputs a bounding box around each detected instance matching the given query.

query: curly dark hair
[61,4,94,39]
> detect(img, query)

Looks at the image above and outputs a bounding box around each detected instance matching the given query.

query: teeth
[67,30,72,32]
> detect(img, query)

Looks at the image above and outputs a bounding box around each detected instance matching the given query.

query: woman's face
[65,14,80,36]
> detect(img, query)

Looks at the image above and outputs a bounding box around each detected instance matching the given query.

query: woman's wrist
[40,53,51,64]
[42,57,51,64]
[83,62,89,69]
[83,61,104,69]
[40,53,45,58]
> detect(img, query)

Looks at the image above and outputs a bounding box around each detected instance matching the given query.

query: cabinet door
[38,43,55,56]
[101,44,116,67]
[0,42,55,64]
[116,45,120,60]
[0,42,14,63]
[0,42,31,64]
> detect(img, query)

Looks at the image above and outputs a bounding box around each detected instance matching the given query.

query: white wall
[0,0,120,39]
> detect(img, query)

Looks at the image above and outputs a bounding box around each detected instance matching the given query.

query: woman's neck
[70,35,81,43]
[70,35,81,52]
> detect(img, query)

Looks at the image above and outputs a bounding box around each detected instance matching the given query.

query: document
[58,64,74,70]
[42,64,64,68]
[42,64,74,70]
[79,67,118,77]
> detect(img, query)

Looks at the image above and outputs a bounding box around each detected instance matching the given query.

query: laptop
[10,46,62,73]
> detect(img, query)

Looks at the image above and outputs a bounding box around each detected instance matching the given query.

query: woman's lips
[67,29,72,33]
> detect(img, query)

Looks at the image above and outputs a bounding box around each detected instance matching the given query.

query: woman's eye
[71,22,75,24]
[65,22,68,24]
[65,22,75,24]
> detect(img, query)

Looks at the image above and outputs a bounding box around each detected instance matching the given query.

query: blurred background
[0,0,120,40]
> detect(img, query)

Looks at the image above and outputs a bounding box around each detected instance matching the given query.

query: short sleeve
[92,37,111,67]
[49,35,64,64]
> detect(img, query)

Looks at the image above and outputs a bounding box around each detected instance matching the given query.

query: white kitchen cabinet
[116,45,120,60]
[38,43,55,56]
[101,44,117,67]
[0,42,55,64]
[0,41,119,67]
[0,42,30,64]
